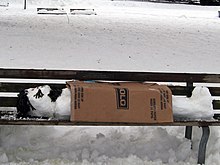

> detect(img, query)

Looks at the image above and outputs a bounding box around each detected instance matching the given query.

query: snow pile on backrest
[172,86,214,120]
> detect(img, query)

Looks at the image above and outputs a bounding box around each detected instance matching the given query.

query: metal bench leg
[185,126,193,140]
[185,126,193,150]
[197,126,210,165]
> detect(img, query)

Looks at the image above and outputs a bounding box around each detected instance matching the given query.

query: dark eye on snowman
[33,89,44,99]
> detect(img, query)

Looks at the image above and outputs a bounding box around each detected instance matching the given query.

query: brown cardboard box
[67,81,173,123]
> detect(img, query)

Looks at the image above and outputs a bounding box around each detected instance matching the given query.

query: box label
[115,88,129,109]
[160,89,169,110]
[150,98,157,120]
[74,85,84,109]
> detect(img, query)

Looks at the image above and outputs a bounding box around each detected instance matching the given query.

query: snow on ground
[0,125,220,165]
[0,0,220,72]
[0,0,220,164]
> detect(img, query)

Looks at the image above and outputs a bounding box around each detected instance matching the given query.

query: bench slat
[0,97,17,107]
[169,86,220,96]
[0,120,219,126]
[0,83,66,92]
[1,68,220,83]
[1,83,220,96]
[0,96,220,110]
[213,100,220,109]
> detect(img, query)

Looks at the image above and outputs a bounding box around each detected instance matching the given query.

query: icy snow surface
[0,0,220,164]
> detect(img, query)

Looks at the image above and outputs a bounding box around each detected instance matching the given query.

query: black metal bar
[198,126,210,165]
[0,83,66,92]
[185,82,194,140]
[24,0,26,9]
[1,68,220,83]
[185,126,193,140]
[186,82,193,98]
[0,120,220,126]
[0,97,17,107]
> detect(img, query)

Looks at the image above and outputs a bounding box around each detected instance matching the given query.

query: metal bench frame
[1,68,220,165]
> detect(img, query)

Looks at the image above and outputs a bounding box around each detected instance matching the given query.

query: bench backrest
[0,68,220,119]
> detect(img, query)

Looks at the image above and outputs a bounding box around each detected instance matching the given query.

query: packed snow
[0,0,220,164]
[172,86,214,120]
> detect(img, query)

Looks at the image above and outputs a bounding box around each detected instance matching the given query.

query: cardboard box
[67,81,173,124]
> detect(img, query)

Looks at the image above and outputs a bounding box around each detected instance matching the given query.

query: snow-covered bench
[0,68,220,165]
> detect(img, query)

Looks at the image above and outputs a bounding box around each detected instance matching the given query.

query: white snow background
[0,0,220,164]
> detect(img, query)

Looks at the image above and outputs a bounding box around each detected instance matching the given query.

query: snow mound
[0,125,220,164]
[173,86,214,120]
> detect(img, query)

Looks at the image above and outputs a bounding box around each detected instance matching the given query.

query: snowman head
[17,85,62,118]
